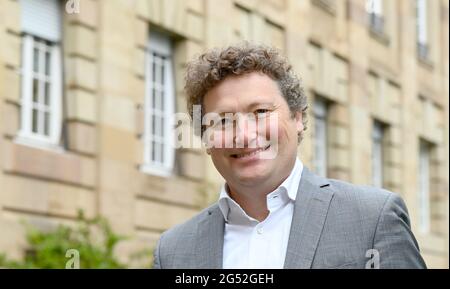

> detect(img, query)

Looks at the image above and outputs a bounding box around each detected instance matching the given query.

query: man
[153,43,426,269]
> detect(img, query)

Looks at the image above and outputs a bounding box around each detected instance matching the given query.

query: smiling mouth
[230,145,271,159]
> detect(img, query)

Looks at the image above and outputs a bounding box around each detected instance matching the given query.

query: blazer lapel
[195,205,225,268]
[284,167,334,269]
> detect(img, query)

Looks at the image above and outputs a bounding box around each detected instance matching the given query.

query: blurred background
[0,0,448,268]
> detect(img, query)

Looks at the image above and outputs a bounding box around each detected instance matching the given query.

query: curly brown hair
[184,42,308,142]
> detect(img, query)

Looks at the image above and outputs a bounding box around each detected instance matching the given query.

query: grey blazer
[153,167,427,269]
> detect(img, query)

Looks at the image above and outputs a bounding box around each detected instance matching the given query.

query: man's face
[203,72,303,188]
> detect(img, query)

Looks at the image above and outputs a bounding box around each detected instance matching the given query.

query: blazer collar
[283,167,334,268]
[195,205,225,269]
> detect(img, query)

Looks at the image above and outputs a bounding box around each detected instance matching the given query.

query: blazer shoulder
[153,203,220,268]
[302,167,395,210]
[326,178,399,217]
[159,203,219,243]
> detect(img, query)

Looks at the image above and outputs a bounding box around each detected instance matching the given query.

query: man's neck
[228,186,271,222]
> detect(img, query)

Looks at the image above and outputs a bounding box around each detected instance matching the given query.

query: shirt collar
[218,158,304,223]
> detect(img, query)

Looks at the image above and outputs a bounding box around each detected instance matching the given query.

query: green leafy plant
[0,211,132,269]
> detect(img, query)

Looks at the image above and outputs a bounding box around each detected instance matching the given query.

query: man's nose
[233,115,257,147]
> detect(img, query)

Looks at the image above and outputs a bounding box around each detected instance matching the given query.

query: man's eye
[255,109,269,117]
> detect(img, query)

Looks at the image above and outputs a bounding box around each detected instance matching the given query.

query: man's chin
[232,168,270,185]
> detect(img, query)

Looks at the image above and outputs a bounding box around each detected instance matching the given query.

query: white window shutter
[373,0,382,15]
[149,31,172,56]
[50,45,62,144]
[366,0,383,15]
[21,0,62,42]
[417,0,428,44]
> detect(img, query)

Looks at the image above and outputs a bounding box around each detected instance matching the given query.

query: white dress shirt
[218,158,303,269]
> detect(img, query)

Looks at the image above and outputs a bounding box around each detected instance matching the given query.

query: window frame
[234,4,252,41]
[17,0,63,149]
[366,0,385,38]
[371,120,385,188]
[418,139,431,234]
[313,97,328,178]
[17,34,62,148]
[141,31,176,177]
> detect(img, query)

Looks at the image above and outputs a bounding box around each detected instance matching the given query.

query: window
[142,31,175,177]
[265,20,285,51]
[372,121,385,188]
[19,0,62,146]
[313,98,328,177]
[234,4,252,41]
[366,0,384,35]
[416,0,429,60]
[418,139,431,233]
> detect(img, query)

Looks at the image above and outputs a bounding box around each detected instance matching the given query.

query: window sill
[140,163,173,178]
[14,134,65,154]
[5,138,95,188]
[369,28,390,46]
[417,55,434,71]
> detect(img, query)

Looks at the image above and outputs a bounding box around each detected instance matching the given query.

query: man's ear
[294,111,304,133]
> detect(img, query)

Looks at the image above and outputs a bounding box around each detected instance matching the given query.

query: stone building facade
[0,0,448,268]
